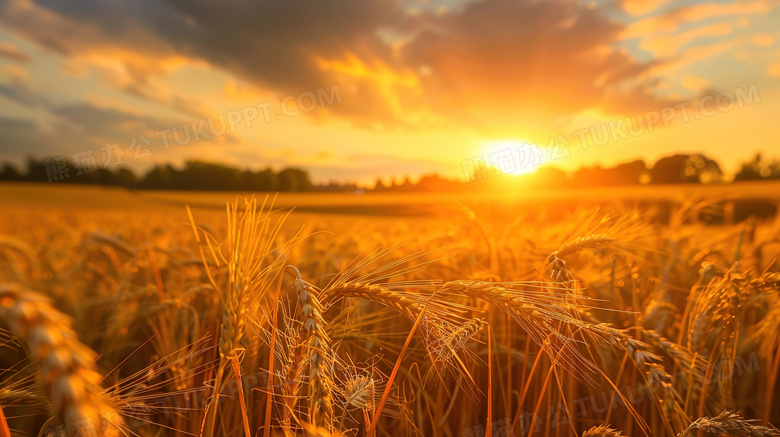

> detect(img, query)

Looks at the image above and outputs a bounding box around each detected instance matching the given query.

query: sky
[0,0,779,184]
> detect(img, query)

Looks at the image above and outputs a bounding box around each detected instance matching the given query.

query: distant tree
[178,161,242,190]
[416,174,461,191]
[277,168,312,192]
[241,168,278,191]
[26,157,51,183]
[572,165,613,186]
[373,179,387,192]
[399,176,414,192]
[649,154,689,184]
[142,164,178,189]
[683,154,722,183]
[257,168,279,191]
[532,167,570,187]
[769,161,780,179]
[0,163,23,181]
[649,153,722,184]
[111,167,139,187]
[609,160,647,185]
[734,153,772,181]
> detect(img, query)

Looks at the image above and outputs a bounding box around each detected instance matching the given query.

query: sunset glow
[0,0,777,184]
[480,139,541,176]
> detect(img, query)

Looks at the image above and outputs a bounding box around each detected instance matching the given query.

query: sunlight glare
[480,139,540,176]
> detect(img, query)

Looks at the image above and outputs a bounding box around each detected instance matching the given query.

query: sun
[480,139,541,176]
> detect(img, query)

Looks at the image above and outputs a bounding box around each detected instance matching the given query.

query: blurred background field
[3,180,780,217]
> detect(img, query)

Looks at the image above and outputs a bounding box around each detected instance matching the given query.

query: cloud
[0,0,412,124]
[753,34,774,47]
[622,1,771,39]
[0,117,85,158]
[638,23,732,56]
[769,62,780,77]
[681,75,708,91]
[394,0,667,131]
[643,40,736,77]
[0,0,759,139]
[620,0,673,17]
[0,41,30,62]
[0,78,176,139]
[0,81,203,158]
[0,80,46,106]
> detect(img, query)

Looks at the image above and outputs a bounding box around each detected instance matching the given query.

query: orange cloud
[620,0,673,16]
[681,75,708,91]
[643,41,736,78]
[0,41,30,62]
[639,23,732,56]
[3,65,29,82]
[753,34,775,47]
[769,62,780,77]
[622,1,770,39]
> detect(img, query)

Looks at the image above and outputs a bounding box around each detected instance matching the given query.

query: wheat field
[1,185,779,437]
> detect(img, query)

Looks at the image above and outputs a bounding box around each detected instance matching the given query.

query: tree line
[0,153,778,192]
[0,158,313,192]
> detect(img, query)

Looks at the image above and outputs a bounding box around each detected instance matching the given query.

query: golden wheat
[678,410,780,436]
[1,195,778,436]
[0,284,122,436]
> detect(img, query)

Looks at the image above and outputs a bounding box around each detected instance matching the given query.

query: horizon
[3,150,775,190]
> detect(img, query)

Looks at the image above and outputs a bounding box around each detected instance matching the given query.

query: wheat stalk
[0,283,122,436]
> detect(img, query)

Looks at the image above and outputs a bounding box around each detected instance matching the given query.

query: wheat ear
[557,234,618,258]
[622,336,690,433]
[0,283,122,436]
[294,271,334,430]
[747,271,780,291]
[583,424,625,436]
[678,410,780,436]
[321,281,443,323]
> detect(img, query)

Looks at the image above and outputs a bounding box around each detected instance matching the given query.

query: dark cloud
[0,117,84,158]
[0,0,407,122]
[0,90,220,161]
[0,82,47,106]
[50,104,169,138]
[0,79,181,140]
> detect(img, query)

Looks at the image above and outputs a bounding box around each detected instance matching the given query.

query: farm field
[3,180,780,214]
[1,182,780,437]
